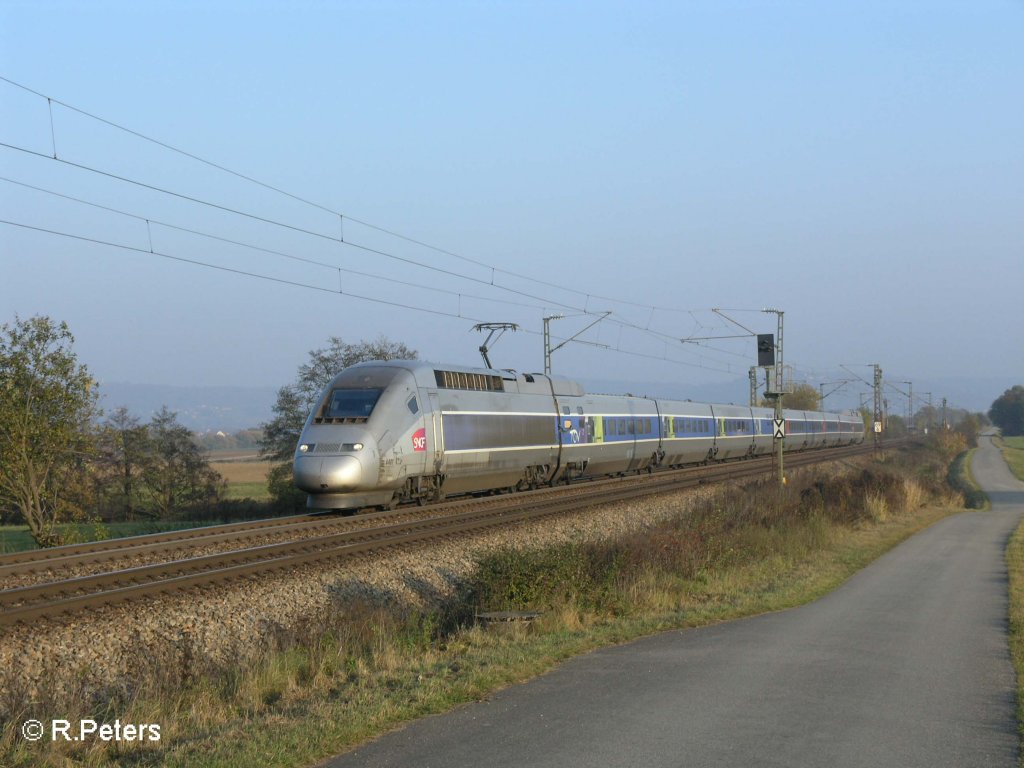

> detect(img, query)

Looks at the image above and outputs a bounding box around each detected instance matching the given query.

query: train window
[407,397,419,415]
[563,406,570,415]
[577,407,584,415]
[433,370,505,392]
[326,388,382,419]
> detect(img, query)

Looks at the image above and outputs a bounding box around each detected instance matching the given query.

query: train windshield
[325,388,383,419]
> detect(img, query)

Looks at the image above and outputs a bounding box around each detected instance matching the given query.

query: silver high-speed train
[293,360,865,511]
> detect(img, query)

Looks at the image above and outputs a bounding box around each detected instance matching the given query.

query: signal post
[760,309,789,490]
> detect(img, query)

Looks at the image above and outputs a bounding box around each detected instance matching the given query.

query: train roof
[343,359,585,396]
[340,361,862,418]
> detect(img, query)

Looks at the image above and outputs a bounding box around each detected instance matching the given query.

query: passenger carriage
[293,360,865,511]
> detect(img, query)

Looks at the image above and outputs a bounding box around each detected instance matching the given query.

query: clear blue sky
[1,1,1021,412]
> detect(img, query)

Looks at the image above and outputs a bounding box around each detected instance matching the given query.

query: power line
[0,139,592,312]
[0,76,776,374]
[1,140,750,368]
[0,74,708,318]
[0,175,559,313]
[1,218,738,376]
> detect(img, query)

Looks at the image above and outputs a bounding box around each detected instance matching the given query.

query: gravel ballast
[0,460,864,712]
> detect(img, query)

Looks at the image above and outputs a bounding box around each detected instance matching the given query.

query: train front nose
[294,455,363,492]
[292,438,378,493]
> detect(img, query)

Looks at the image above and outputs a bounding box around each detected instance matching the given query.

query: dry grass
[1007,519,1024,765]
[210,460,272,485]
[0,445,965,767]
[998,436,1024,483]
[210,460,272,501]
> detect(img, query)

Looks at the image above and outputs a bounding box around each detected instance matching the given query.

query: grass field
[211,457,273,501]
[0,520,222,554]
[997,436,1024,482]
[997,433,1024,765]
[0,460,273,553]
[0,446,969,767]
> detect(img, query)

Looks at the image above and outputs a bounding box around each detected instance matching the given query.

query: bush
[947,450,987,509]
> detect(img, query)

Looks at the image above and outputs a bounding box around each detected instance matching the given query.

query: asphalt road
[324,437,1023,767]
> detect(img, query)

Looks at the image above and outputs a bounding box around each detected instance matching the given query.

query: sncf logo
[412,428,427,452]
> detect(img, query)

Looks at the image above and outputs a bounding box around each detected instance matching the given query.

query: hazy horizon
[2,2,1021,418]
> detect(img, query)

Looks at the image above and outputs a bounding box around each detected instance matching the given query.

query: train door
[427,391,445,476]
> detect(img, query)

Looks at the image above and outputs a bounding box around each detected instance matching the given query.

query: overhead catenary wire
[0,176,559,313]
[0,139,746,369]
[0,74,711,318]
[0,75,773,375]
[0,218,739,376]
[0,139,594,313]
[0,78,888,402]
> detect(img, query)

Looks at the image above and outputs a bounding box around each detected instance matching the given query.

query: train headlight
[299,444,313,453]
[342,442,364,451]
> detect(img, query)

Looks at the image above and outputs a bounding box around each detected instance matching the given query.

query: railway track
[0,443,882,629]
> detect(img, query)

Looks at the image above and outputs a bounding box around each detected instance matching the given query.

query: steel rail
[0,510,439,580]
[0,442,886,628]
[0,443,865,578]
[0,512,335,567]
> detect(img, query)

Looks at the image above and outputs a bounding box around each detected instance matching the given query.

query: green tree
[140,407,222,518]
[0,316,99,546]
[260,336,417,509]
[93,406,150,520]
[989,386,1024,437]
[787,383,822,411]
[761,382,821,411]
[953,412,982,448]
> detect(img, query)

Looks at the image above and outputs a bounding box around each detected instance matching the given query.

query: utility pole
[919,393,932,431]
[873,364,883,450]
[542,315,563,375]
[818,380,851,410]
[763,308,786,488]
[942,397,948,429]
[909,380,917,434]
[543,312,611,375]
[749,366,758,407]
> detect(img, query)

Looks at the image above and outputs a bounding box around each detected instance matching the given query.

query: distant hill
[98,382,278,432]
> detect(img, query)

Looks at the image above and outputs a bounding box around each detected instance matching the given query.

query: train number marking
[412,428,427,452]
